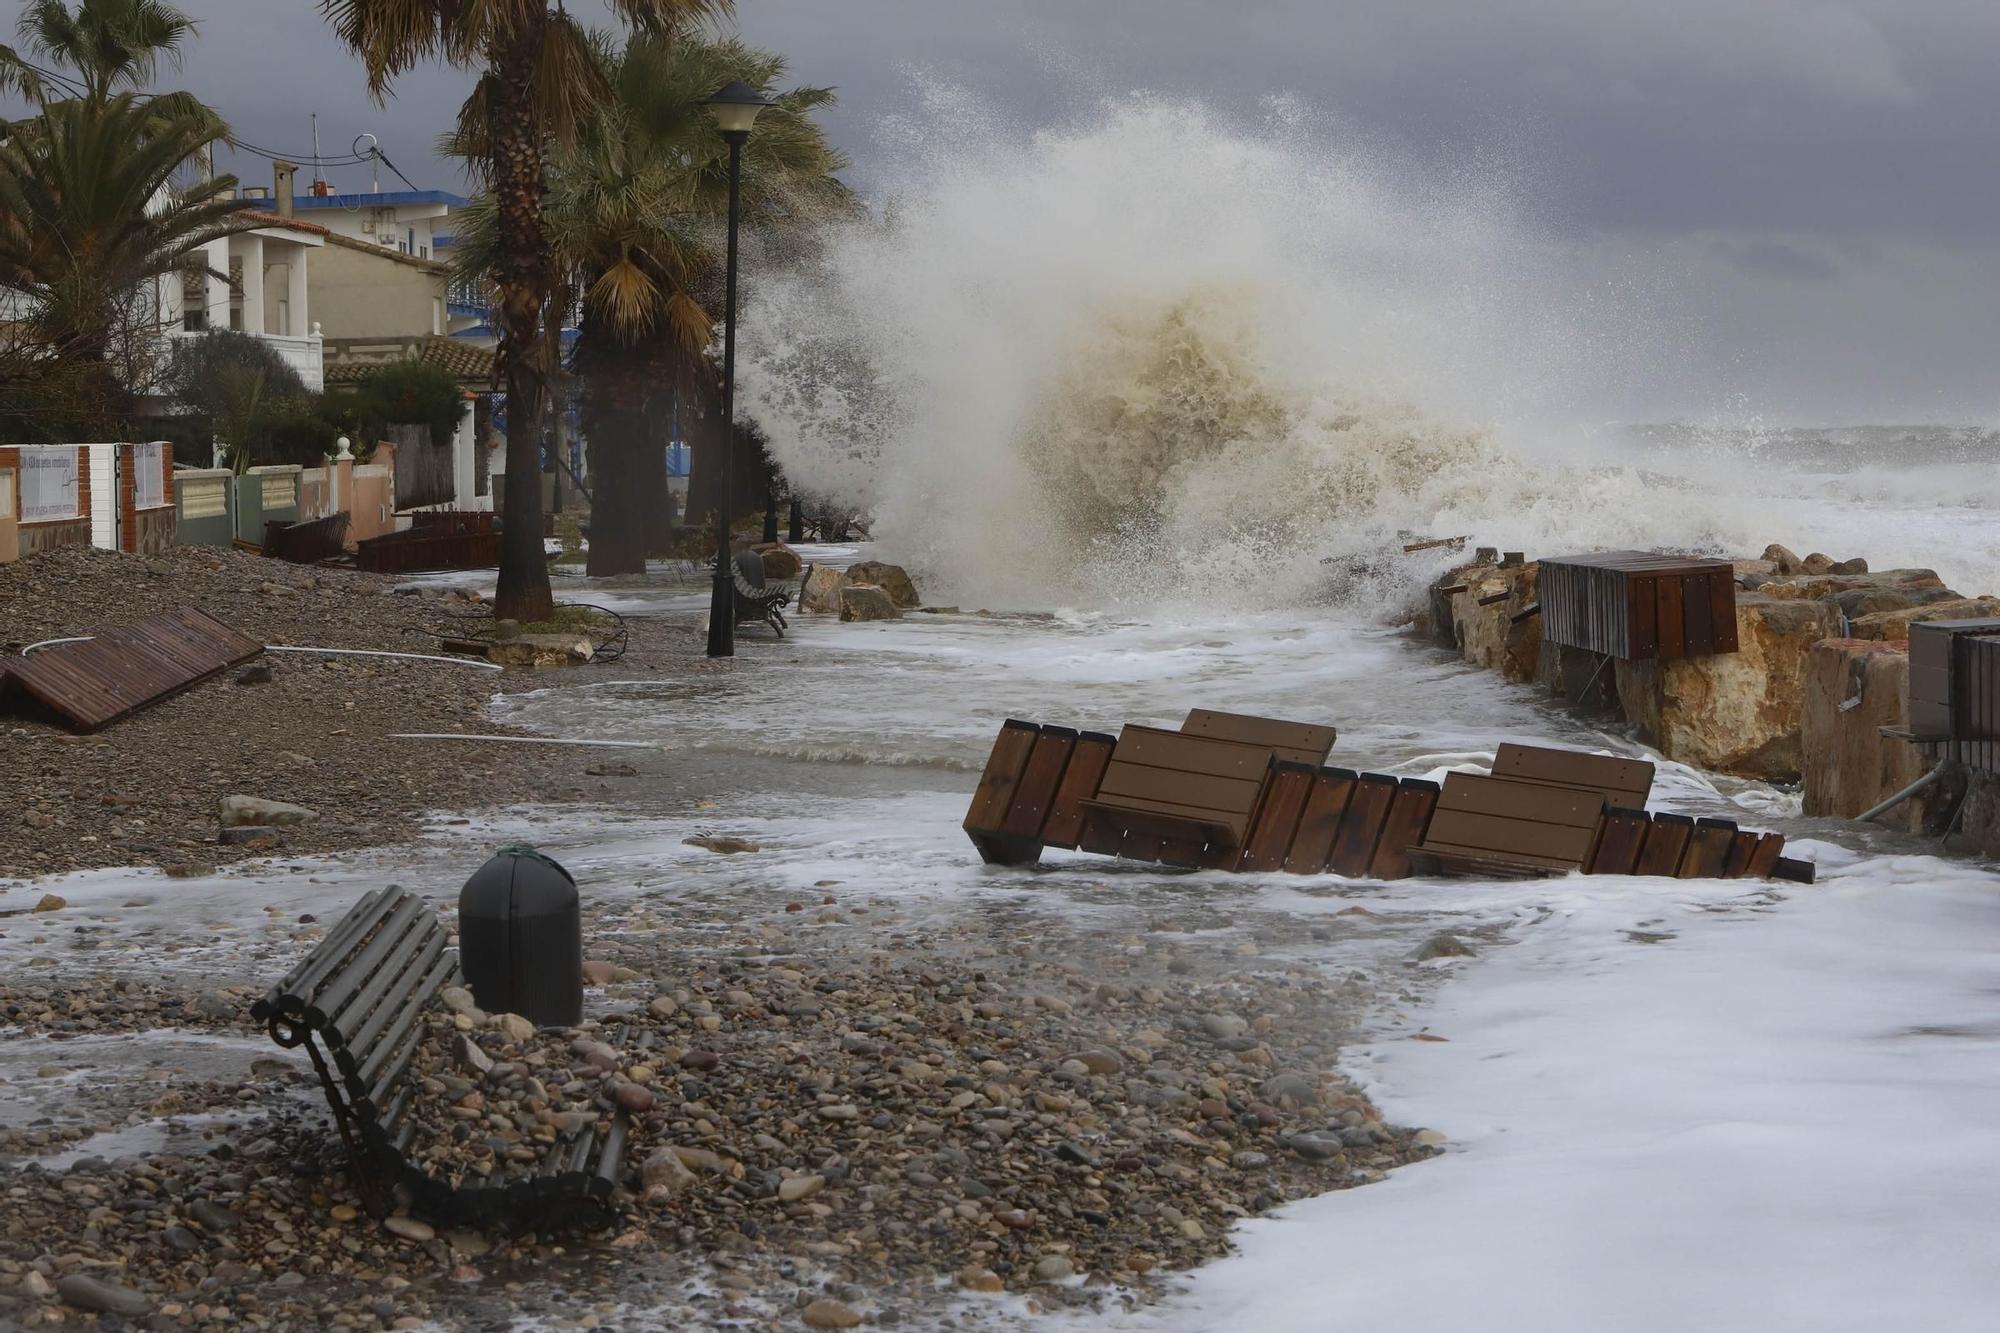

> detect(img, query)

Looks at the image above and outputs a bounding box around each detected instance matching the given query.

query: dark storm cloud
[8,1,1995,417]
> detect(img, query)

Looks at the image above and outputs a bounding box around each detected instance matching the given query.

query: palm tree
[0,91,248,366]
[540,35,848,575]
[1,0,209,127]
[321,0,726,621]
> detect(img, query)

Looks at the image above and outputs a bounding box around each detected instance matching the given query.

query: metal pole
[706,131,746,658]
[1857,765,1946,823]
[763,487,779,544]
[788,497,804,544]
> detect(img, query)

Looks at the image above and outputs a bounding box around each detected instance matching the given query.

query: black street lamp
[705,79,772,659]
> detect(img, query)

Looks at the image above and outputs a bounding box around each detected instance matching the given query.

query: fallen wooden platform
[0,608,264,731]
[964,716,1806,883]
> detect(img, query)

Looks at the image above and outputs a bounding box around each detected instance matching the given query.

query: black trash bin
[457,845,582,1028]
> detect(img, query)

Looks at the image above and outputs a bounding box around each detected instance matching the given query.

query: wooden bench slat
[1112,726,1278,780]
[1327,774,1399,878]
[1039,731,1114,849]
[1096,760,1265,814]
[1586,809,1651,874]
[964,720,1043,865]
[1745,831,1786,878]
[1369,779,1441,880]
[1491,742,1654,807]
[1435,772,1604,826]
[1001,728,1078,839]
[1181,708,1336,766]
[1238,762,1316,871]
[1678,819,1737,878]
[1421,808,1597,862]
[1632,814,1694,876]
[1720,829,1761,878]
[1077,795,1244,843]
[1282,768,1356,873]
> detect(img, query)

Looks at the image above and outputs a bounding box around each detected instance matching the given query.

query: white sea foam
[742,93,2000,610]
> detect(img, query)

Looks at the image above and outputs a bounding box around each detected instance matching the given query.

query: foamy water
[740,94,1999,612]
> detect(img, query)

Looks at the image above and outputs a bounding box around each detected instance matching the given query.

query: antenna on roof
[311,113,323,189]
[353,133,381,193]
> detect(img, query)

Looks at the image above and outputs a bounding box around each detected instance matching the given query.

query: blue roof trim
[292,189,469,210]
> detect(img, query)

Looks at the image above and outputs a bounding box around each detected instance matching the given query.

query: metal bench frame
[252,887,627,1231]
[731,550,793,637]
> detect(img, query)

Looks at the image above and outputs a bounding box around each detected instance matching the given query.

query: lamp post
[704,80,772,659]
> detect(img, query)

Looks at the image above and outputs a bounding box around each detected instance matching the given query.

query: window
[432,298,443,336]
[20,446,80,521]
[0,468,14,519]
[132,442,165,510]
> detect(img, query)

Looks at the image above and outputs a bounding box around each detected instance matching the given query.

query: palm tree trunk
[488,18,555,624]
[582,334,651,577]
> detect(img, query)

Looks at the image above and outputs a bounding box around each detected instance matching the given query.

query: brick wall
[118,441,176,556]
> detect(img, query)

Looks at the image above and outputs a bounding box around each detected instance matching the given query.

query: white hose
[389,733,659,749]
[264,646,503,673]
[16,637,501,672]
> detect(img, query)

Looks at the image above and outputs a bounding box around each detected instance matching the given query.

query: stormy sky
[13,1,2000,422]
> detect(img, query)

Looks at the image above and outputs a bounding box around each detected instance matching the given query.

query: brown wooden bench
[1076,725,1281,868]
[1407,771,1608,878]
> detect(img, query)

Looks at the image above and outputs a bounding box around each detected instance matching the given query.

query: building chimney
[274,160,297,218]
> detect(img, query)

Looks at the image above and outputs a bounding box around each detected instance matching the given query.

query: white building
[166,209,328,392]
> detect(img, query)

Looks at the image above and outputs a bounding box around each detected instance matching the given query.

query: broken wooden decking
[964,712,1808,883]
[0,608,264,731]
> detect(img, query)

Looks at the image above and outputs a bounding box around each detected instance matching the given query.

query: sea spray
[739,94,1768,611]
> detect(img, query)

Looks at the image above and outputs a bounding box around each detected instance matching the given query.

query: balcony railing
[163,326,324,394]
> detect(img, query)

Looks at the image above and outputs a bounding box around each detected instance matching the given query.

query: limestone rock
[1759,569,1944,601]
[1850,596,2000,642]
[1733,559,1777,589]
[755,542,804,580]
[1800,552,1836,575]
[800,564,847,613]
[32,893,65,913]
[486,634,594,667]
[1830,583,1962,621]
[1451,561,1540,683]
[1761,543,1802,574]
[1615,593,1840,781]
[846,560,920,608]
[219,795,318,828]
[839,584,902,622]
[1802,638,1944,832]
[1830,557,1870,576]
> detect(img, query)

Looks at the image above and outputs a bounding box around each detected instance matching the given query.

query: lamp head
[706,81,772,137]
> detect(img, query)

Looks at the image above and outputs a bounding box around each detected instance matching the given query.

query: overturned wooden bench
[252,886,629,1230]
[1408,742,1809,882]
[963,709,1438,877]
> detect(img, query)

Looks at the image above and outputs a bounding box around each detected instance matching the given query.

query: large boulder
[1801,638,1945,831]
[1451,561,1540,683]
[1614,593,1840,780]
[1757,569,1945,602]
[1829,583,1963,620]
[1850,595,2000,641]
[845,560,920,609]
[800,564,847,614]
[755,542,803,580]
[839,584,901,622]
